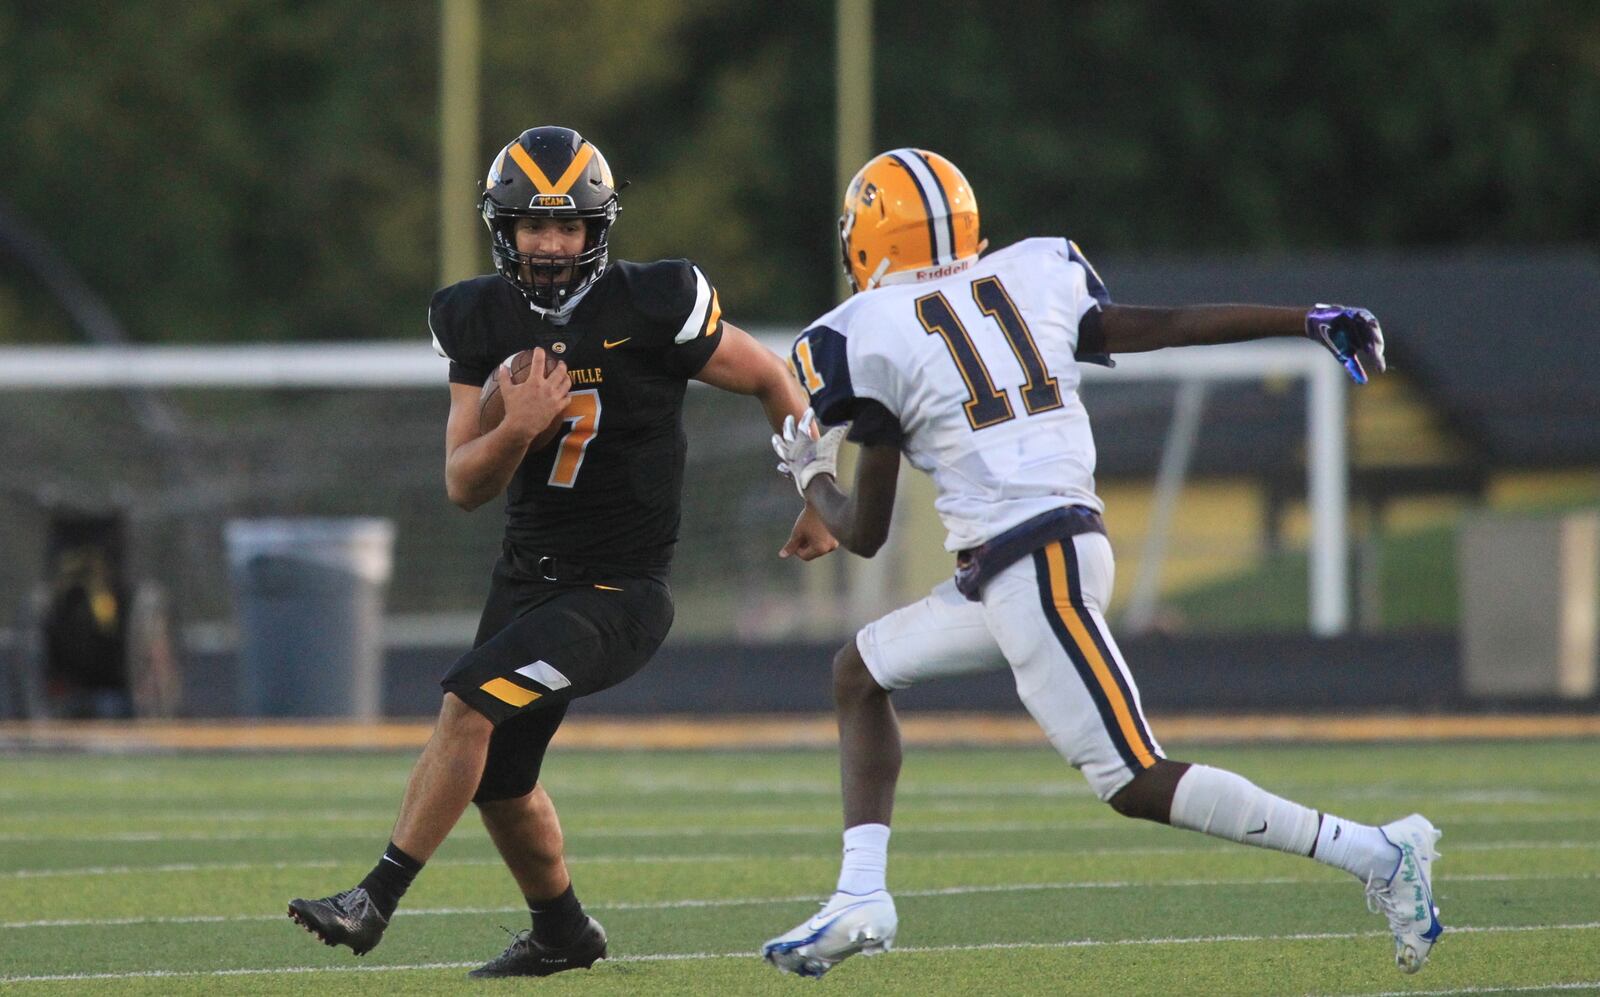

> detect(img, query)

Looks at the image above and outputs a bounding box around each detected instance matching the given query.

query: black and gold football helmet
[480,126,619,315]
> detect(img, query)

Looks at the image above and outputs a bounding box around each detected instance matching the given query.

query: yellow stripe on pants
[1043,541,1156,769]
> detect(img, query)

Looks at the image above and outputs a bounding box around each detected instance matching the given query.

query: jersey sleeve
[630,260,725,378]
[1064,240,1115,368]
[789,324,859,427]
[428,282,497,386]
[845,398,905,447]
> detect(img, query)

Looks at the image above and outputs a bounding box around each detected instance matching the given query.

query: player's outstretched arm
[1097,303,1386,383]
[698,323,841,560]
[694,322,812,431]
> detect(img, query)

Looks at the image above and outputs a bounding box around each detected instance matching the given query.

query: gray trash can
[1458,510,1598,700]
[225,518,395,718]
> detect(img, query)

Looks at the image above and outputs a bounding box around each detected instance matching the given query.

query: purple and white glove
[1305,304,1386,384]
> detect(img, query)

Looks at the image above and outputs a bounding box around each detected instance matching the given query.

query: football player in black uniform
[288,126,835,977]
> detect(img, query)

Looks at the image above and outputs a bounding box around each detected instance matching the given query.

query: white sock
[835,823,890,895]
[1312,813,1402,883]
[1168,764,1320,856]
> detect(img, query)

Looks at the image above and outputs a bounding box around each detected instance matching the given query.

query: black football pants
[441,554,673,801]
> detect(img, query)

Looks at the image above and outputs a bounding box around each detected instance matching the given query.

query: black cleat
[287,887,389,956]
[468,916,608,978]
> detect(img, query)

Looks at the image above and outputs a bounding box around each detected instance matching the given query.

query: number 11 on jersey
[917,275,1063,431]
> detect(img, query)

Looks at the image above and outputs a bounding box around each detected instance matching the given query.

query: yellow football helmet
[839,148,981,292]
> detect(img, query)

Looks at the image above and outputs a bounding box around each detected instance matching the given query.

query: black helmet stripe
[912,150,958,263]
[891,149,955,265]
[888,150,943,265]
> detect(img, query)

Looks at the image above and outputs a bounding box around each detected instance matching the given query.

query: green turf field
[3,739,1598,995]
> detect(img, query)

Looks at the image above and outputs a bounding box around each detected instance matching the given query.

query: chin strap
[864,258,892,290]
[522,279,597,325]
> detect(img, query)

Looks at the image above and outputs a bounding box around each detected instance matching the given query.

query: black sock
[528,884,586,948]
[357,841,423,920]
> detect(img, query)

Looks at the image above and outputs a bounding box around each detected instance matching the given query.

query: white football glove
[772,409,846,496]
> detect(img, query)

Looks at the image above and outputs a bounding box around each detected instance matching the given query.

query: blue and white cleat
[1366,814,1444,973]
[761,889,898,978]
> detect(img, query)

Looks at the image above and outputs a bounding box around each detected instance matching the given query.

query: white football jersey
[791,238,1113,551]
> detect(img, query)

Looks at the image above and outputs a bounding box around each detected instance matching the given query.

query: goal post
[1080,340,1349,635]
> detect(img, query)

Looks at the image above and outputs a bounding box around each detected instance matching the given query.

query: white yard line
[5,837,1597,880]
[4,922,1599,984]
[2,871,1595,930]
[1319,983,1600,996]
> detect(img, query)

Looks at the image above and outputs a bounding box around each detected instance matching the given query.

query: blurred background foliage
[2,0,1598,346]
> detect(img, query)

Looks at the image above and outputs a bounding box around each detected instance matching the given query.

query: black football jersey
[429,260,725,575]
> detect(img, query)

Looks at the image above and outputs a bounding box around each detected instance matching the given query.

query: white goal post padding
[0,336,1349,634]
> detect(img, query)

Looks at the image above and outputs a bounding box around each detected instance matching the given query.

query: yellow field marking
[3,713,1600,753]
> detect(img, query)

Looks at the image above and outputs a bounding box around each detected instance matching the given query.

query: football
[479,349,564,447]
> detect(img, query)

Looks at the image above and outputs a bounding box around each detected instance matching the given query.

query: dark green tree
[2,0,1595,345]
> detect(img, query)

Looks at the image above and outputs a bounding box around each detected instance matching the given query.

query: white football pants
[857,532,1161,799]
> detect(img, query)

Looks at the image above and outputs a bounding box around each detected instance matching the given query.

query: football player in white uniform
[761,149,1440,978]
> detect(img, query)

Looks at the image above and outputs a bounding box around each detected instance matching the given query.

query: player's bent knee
[473,787,533,811]
[1107,759,1191,823]
[1107,778,1149,819]
[472,781,535,806]
[439,692,495,738]
[832,639,886,704]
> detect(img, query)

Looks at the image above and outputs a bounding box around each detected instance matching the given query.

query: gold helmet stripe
[547,142,598,194]
[508,141,597,196]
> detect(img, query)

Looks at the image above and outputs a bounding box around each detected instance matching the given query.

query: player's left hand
[1305,304,1386,384]
[780,503,839,561]
[772,409,846,497]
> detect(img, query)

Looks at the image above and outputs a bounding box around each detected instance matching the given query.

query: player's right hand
[772,410,846,497]
[1305,305,1386,384]
[501,347,570,442]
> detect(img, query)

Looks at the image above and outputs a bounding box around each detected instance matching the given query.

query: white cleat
[761,889,898,978]
[1366,813,1444,974]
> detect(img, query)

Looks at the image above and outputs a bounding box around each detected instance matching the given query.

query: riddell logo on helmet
[911,259,974,282]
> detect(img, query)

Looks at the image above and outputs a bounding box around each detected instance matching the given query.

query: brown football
[479,349,564,447]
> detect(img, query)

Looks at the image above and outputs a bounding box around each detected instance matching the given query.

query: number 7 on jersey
[547,389,601,488]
